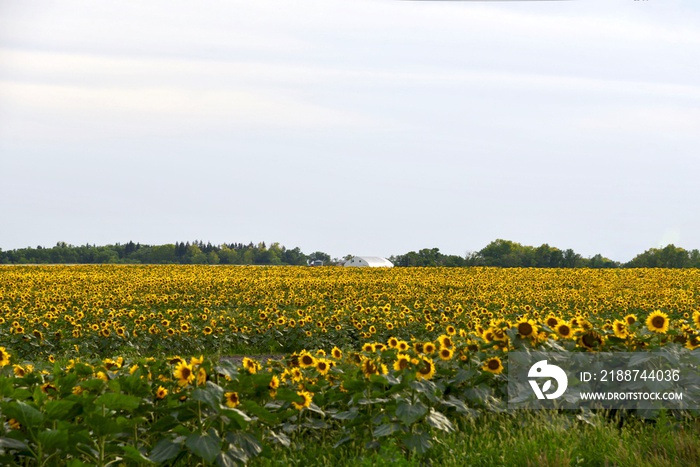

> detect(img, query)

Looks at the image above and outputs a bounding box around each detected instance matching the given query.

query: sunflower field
[1,265,700,465]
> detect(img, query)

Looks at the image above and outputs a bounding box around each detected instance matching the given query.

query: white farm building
[343,256,394,268]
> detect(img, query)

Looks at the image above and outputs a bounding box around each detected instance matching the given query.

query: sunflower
[438,335,454,350]
[545,315,559,329]
[692,311,700,329]
[41,382,58,395]
[646,311,669,334]
[169,356,185,366]
[624,314,637,326]
[202,326,213,335]
[242,357,261,374]
[515,318,537,339]
[174,362,195,386]
[555,322,573,339]
[13,365,27,377]
[190,355,204,366]
[393,353,411,372]
[269,375,280,397]
[397,340,409,352]
[155,386,168,400]
[578,330,604,350]
[415,357,436,380]
[423,342,436,355]
[387,337,399,349]
[196,367,207,386]
[361,358,387,378]
[446,325,457,336]
[482,357,504,374]
[292,390,313,410]
[298,352,316,368]
[331,346,343,360]
[362,343,374,353]
[224,391,240,408]
[685,335,700,351]
[612,319,629,339]
[439,347,454,361]
[315,359,332,376]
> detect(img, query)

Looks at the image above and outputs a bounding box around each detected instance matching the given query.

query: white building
[343,256,394,268]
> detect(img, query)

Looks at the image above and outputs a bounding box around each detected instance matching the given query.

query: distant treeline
[1,239,699,268]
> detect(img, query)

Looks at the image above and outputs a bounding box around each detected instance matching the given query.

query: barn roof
[346,256,394,267]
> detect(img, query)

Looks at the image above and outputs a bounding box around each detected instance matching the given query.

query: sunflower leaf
[395,400,428,425]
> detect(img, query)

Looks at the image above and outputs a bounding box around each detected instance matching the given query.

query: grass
[250,410,700,467]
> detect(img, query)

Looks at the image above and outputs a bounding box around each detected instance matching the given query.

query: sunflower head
[578,330,604,351]
[555,322,573,339]
[174,362,195,387]
[393,354,411,372]
[692,311,700,330]
[315,359,332,376]
[516,319,537,339]
[155,386,168,400]
[242,357,261,374]
[292,390,313,410]
[482,357,504,374]
[438,335,454,349]
[298,352,316,368]
[646,311,669,334]
[612,319,629,339]
[439,347,454,361]
[224,391,240,408]
[415,357,436,380]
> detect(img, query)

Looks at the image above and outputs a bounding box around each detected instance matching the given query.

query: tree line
[0,239,699,268]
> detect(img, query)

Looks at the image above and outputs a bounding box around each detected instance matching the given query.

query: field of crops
[1,265,700,465]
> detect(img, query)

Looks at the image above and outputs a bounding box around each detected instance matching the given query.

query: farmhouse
[343,256,394,268]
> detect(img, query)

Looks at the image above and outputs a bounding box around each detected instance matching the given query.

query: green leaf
[216,452,239,467]
[214,361,239,380]
[66,460,92,467]
[0,437,29,452]
[402,430,433,454]
[121,445,155,465]
[274,387,302,403]
[44,399,81,421]
[425,409,455,432]
[240,400,280,425]
[221,408,251,430]
[149,415,180,434]
[94,392,142,411]
[84,413,123,437]
[226,432,262,459]
[331,407,359,421]
[192,381,225,411]
[5,401,44,427]
[78,378,105,392]
[149,438,182,463]
[38,429,69,453]
[373,423,403,438]
[395,400,428,425]
[186,431,221,464]
[268,430,291,448]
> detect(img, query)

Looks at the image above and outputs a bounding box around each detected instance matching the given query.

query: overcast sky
[1,0,699,262]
